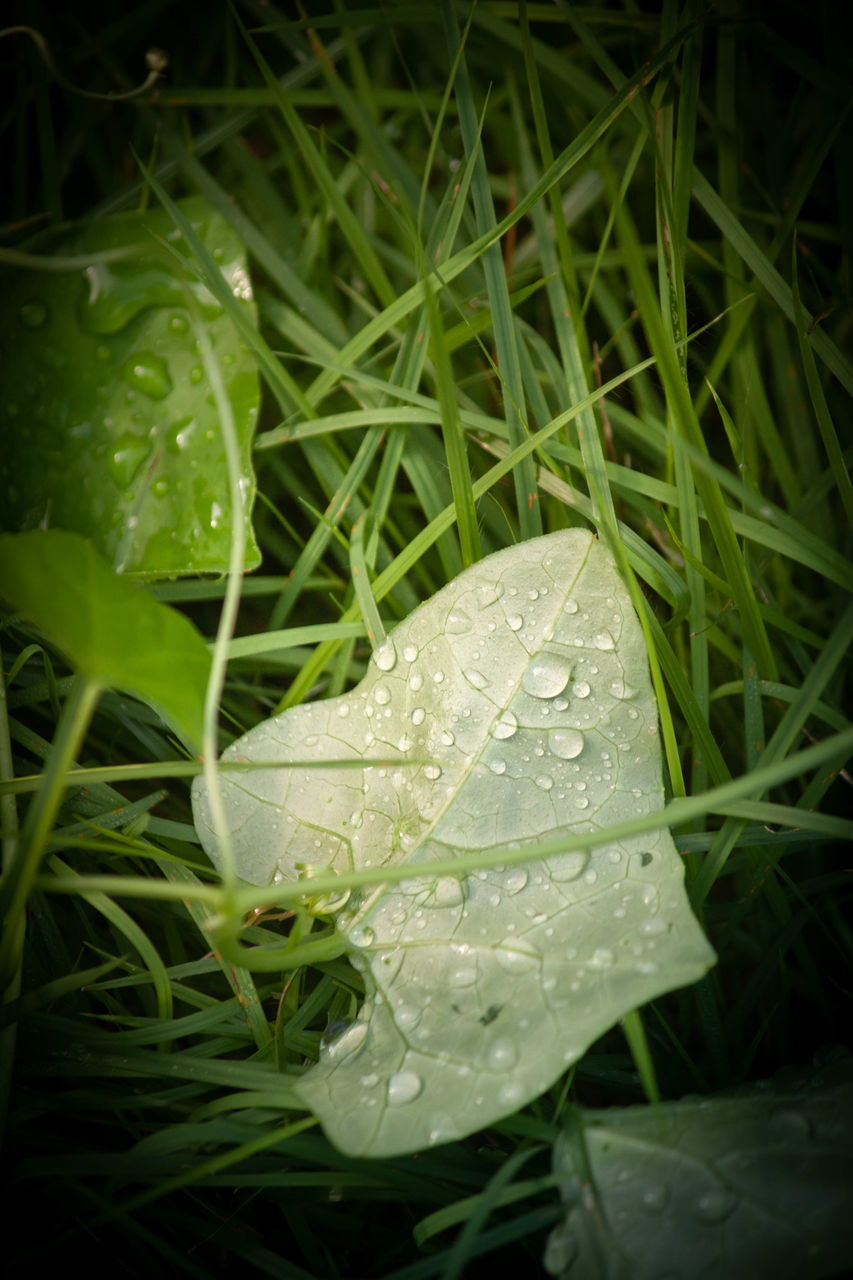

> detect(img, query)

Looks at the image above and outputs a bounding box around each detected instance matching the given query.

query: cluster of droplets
[2,211,259,575]
[236,537,714,1161]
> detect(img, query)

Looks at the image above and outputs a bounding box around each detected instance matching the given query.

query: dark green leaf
[0,197,260,578]
[0,529,210,749]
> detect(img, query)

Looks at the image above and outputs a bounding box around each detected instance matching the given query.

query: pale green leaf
[192,532,715,1157]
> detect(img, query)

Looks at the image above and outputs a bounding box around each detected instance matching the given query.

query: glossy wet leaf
[192,531,715,1156]
[0,529,210,750]
[0,196,260,578]
[545,1056,853,1280]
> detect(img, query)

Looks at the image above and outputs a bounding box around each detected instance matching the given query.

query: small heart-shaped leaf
[0,529,211,749]
[192,531,715,1157]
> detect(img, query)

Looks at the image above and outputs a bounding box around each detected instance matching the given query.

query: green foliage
[546,1055,853,1280]
[1,2,850,1276]
[193,531,714,1156]
[0,197,260,577]
[0,529,210,749]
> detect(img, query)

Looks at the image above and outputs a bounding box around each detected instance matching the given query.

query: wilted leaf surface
[0,196,260,578]
[192,531,715,1157]
[0,529,211,750]
[545,1057,853,1280]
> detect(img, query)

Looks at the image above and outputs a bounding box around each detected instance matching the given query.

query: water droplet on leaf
[505,867,528,894]
[549,851,589,881]
[487,1038,518,1070]
[322,1020,368,1059]
[640,1183,669,1213]
[446,608,472,634]
[387,1069,424,1106]
[694,1188,737,1223]
[522,653,572,699]
[492,710,518,740]
[122,351,173,400]
[432,876,464,907]
[544,1224,578,1275]
[20,301,48,328]
[373,638,397,671]
[610,678,636,699]
[549,728,585,759]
